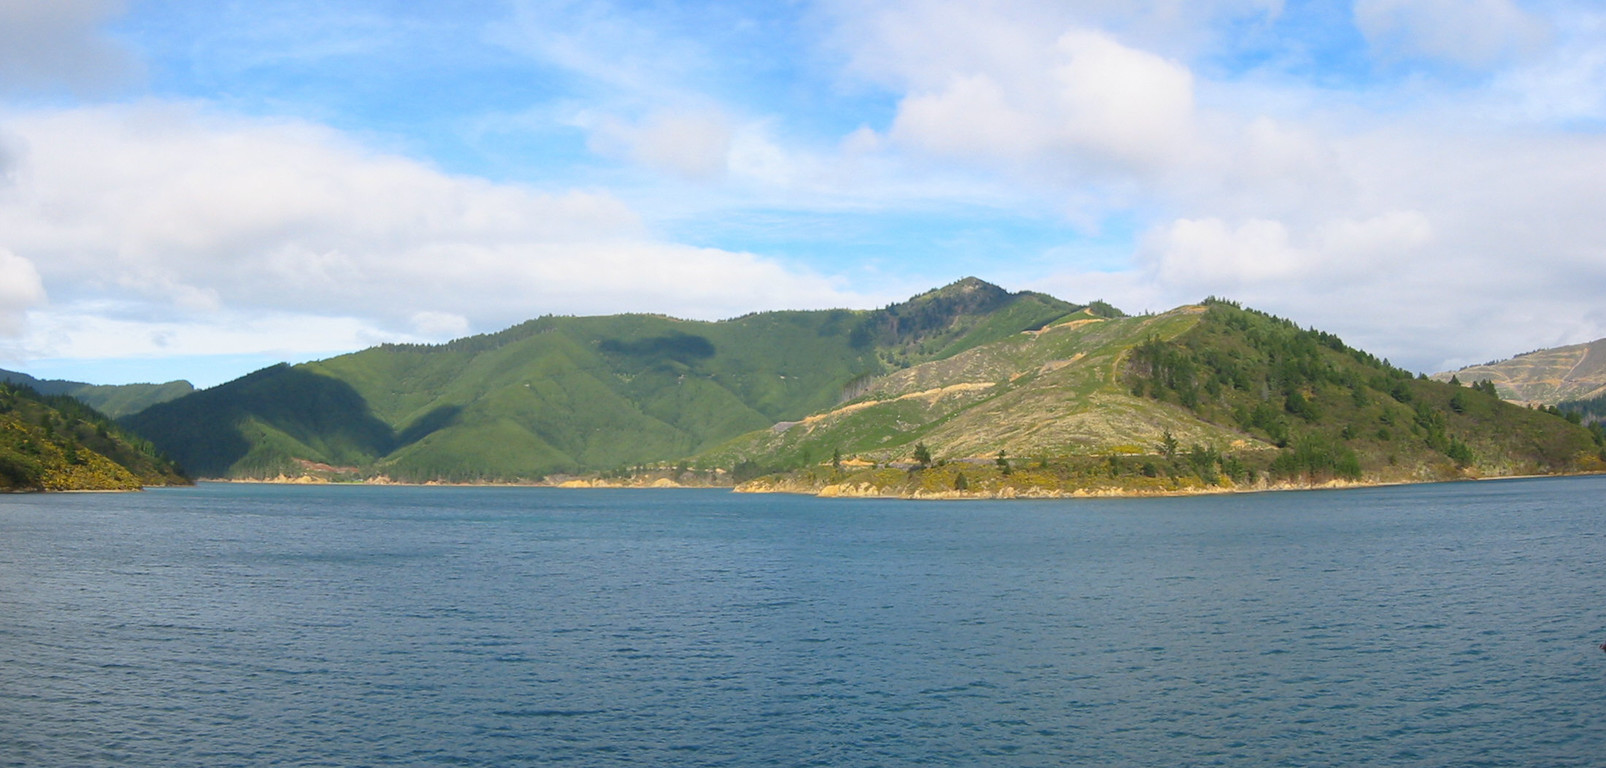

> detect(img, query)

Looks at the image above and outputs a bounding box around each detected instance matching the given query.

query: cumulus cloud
[0,102,862,363]
[820,0,1606,371]
[847,6,1199,176]
[1135,210,1432,297]
[0,0,141,94]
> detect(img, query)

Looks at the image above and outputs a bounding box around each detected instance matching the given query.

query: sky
[1,0,1605,388]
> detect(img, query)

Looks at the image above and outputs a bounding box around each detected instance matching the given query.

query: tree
[1446,438,1474,467]
[831,447,842,470]
[912,442,932,468]
[1160,430,1178,459]
[995,450,1011,475]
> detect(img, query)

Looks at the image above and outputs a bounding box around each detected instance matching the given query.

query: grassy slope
[699,307,1237,471]
[0,383,190,491]
[127,279,1079,481]
[1434,337,1606,404]
[722,301,1602,496]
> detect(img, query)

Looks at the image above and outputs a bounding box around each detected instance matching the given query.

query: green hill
[123,281,1599,492]
[720,300,1602,497]
[125,278,1086,481]
[0,369,195,418]
[0,382,190,491]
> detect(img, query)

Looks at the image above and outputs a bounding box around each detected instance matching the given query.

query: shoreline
[183,470,1602,499]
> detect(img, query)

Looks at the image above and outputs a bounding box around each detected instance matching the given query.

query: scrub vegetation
[0,382,189,491]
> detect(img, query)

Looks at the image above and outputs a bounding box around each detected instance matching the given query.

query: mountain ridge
[0,369,196,419]
[125,278,1096,481]
[114,280,1601,491]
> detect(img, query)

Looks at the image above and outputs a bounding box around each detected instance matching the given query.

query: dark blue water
[3,477,1605,767]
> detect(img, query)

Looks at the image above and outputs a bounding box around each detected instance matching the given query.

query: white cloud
[1145,217,1304,287]
[410,310,470,338]
[1135,210,1431,297]
[825,0,1283,87]
[1355,0,1550,68]
[19,308,395,363]
[581,108,734,180]
[0,0,141,94]
[0,247,46,335]
[1488,8,1606,123]
[856,10,1198,176]
[0,102,863,365]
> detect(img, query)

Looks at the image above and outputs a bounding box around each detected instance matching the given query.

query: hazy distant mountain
[1432,338,1606,405]
[0,369,195,419]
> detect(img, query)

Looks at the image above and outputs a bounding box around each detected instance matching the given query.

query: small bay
[2,477,1604,767]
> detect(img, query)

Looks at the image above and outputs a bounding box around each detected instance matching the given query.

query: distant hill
[0,382,190,491]
[0,369,195,418]
[718,300,1601,497]
[125,278,1091,481]
[1432,338,1606,405]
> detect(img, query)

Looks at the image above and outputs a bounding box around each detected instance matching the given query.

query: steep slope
[701,306,1238,471]
[1432,338,1606,404]
[0,382,190,491]
[126,279,1086,481]
[719,300,1600,496]
[1127,301,1597,480]
[0,368,195,418]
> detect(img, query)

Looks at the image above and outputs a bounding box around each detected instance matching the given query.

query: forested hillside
[118,279,1600,492]
[0,382,190,491]
[0,368,194,419]
[125,279,1087,481]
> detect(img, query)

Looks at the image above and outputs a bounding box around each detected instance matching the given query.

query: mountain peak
[916,277,1007,301]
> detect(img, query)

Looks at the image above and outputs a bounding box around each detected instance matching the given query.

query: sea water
[2,477,1604,767]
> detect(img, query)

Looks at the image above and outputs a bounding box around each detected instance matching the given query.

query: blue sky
[3,0,1606,387]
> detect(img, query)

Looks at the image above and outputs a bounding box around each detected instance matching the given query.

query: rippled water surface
[3,477,1605,766]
